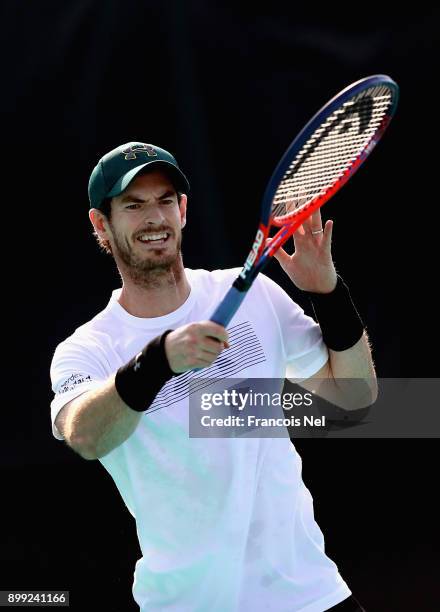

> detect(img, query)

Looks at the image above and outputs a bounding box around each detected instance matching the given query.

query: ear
[179,193,188,228]
[89,208,111,240]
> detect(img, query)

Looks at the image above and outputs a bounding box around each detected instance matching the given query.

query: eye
[161,199,175,205]
[126,203,141,210]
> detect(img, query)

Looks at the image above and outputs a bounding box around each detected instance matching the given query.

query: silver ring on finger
[311,228,324,235]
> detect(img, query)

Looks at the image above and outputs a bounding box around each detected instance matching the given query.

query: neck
[117,257,191,318]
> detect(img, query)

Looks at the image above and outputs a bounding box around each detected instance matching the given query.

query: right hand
[164,322,230,373]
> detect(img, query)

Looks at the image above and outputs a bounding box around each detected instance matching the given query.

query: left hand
[270,209,337,293]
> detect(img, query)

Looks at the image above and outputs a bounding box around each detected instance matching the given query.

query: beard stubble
[110,223,184,289]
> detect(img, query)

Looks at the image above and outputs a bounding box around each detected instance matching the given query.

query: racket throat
[238,226,266,286]
[233,276,250,292]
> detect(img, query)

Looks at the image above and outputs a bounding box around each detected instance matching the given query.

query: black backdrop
[1,2,439,611]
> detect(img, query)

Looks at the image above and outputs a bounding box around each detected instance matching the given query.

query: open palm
[271,210,338,294]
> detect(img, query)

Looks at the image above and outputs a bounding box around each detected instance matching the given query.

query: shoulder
[251,274,308,322]
[251,273,296,303]
[50,306,114,370]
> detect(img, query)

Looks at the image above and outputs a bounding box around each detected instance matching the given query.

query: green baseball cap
[88,142,190,210]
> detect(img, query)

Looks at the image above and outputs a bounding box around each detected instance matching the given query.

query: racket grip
[210,285,247,328]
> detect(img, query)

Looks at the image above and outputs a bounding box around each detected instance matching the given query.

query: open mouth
[136,232,170,246]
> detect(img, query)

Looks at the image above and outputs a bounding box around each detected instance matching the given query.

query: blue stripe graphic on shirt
[145,321,266,414]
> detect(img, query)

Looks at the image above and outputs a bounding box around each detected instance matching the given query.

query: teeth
[138,233,168,242]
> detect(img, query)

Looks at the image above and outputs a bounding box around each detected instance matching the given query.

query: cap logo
[122,144,158,161]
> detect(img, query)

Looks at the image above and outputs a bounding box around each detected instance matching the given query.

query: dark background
[1,2,439,610]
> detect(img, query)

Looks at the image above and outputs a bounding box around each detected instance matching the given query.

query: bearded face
[108,217,183,286]
[97,170,187,288]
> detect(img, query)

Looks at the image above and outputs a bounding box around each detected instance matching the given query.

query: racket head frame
[210,75,399,328]
[237,74,399,288]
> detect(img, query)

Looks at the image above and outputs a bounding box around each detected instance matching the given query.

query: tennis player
[50,142,375,611]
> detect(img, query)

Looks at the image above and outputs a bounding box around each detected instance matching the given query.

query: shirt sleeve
[258,274,329,379]
[49,337,109,440]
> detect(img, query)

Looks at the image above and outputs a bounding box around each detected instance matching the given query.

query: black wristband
[114,330,175,412]
[306,276,365,352]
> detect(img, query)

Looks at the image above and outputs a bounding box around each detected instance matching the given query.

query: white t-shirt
[50,268,352,612]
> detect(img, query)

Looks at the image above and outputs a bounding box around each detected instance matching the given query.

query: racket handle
[210,285,247,328]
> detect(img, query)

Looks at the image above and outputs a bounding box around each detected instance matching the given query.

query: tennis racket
[210,74,399,327]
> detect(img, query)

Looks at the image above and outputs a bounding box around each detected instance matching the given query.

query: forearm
[62,323,228,459]
[327,330,378,407]
[301,275,378,410]
[64,374,143,460]
[299,333,377,410]
[328,330,375,379]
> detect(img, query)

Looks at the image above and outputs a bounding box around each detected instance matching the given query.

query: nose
[142,202,166,225]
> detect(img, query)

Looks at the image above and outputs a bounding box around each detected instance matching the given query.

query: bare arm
[271,209,377,410]
[54,321,229,460]
[55,375,143,460]
[299,331,378,410]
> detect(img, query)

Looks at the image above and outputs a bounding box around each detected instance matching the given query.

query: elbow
[355,378,378,410]
[78,447,99,461]
[365,372,379,406]
[332,376,378,411]
[68,434,99,461]
[69,434,117,460]
[370,379,379,405]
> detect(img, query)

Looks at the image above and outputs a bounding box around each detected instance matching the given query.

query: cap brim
[107,161,190,198]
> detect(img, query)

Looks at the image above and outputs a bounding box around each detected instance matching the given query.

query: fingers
[271,245,291,268]
[201,336,228,356]
[322,218,333,249]
[301,211,333,248]
[310,209,323,232]
[165,322,230,373]
[265,237,292,270]
[197,321,229,344]
[303,209,322,233]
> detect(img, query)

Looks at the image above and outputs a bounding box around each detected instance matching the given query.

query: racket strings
[271,85,395,219]
[277,106,388,191]
[273,95,391,213]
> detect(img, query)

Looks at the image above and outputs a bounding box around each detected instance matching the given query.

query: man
[50,142,374,611]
